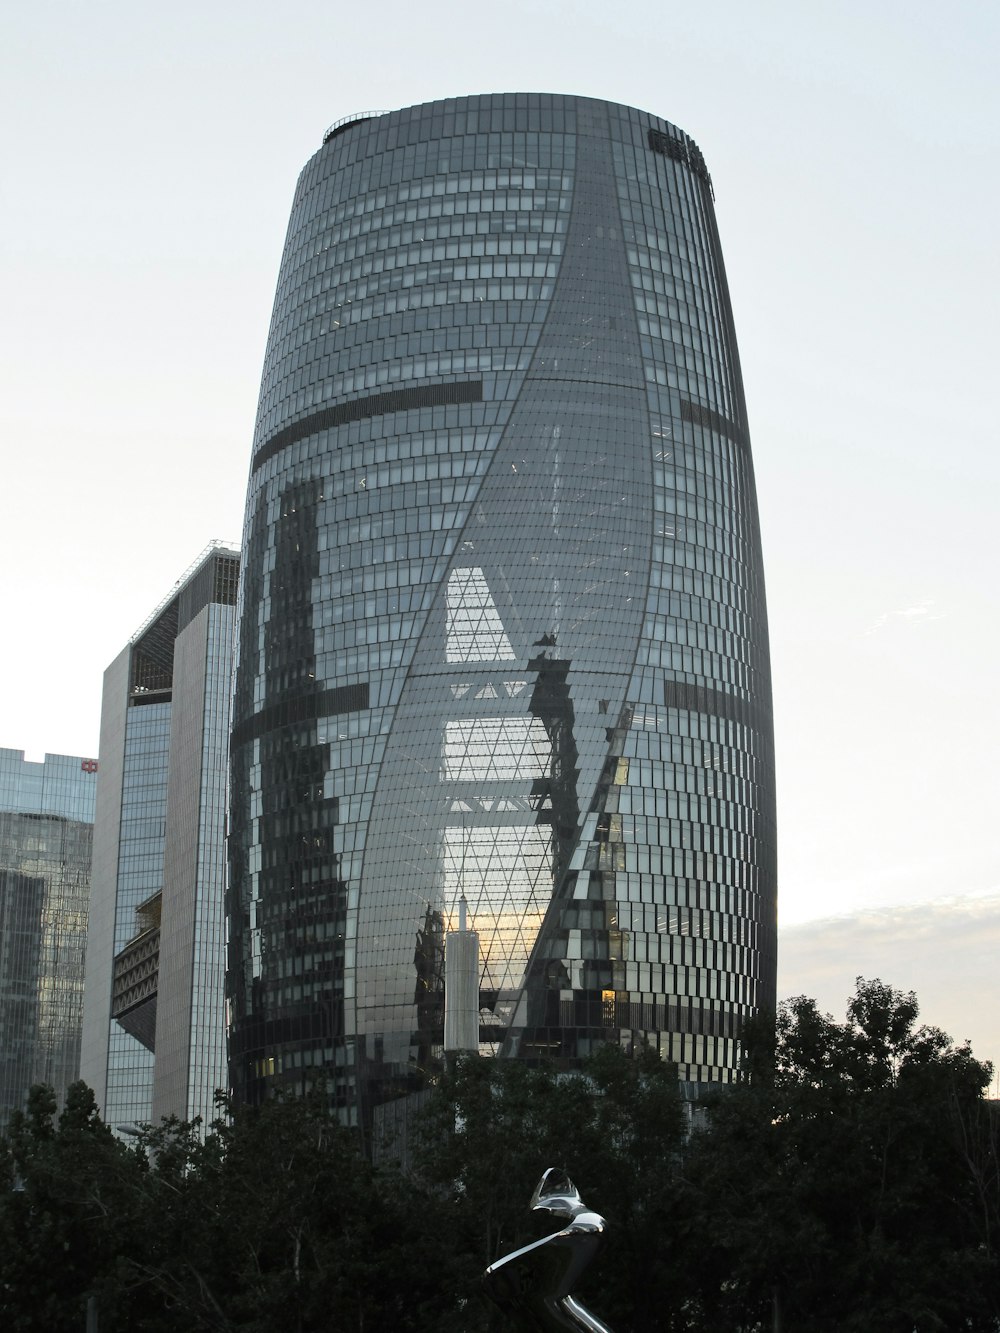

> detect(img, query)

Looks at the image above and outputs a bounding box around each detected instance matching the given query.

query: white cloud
[864,597,945,636]
[778,893,1000,1086]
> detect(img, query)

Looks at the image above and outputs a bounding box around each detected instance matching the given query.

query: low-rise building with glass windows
[80,544,238,1131]
[228,94,776,1131]
[0,748,97,1126]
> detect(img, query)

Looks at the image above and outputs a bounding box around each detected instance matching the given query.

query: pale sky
[2,1,997,1072]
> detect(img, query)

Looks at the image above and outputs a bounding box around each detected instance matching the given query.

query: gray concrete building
[80,544,238,1130]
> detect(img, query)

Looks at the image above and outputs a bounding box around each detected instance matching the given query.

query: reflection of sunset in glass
[441,822,551,993]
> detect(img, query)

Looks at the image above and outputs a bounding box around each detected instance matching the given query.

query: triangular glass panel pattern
[443,718,550,784]
[442,821,551,996]
[441,712,554,999]
[446,567,517,663]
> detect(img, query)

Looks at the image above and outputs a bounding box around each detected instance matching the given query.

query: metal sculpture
[483,1167,613,1331]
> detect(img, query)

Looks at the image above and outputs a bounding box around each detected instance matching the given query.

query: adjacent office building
[0,749,96,1125]
[228,94,776,1128]
[81,544,239,1130]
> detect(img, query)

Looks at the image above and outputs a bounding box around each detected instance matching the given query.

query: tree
[0,1082,153,1331]
[0,1086,451,1331]
[125,1093,455,1332]
[681,978,1000,1331]
[3,982,995,1331]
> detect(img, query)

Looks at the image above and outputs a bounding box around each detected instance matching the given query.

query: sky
[2,1,997,1077]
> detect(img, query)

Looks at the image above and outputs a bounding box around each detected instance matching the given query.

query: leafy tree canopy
[682,978,999,1332]
[0,980,995,1331]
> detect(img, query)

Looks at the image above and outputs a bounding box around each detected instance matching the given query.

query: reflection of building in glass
[80,544,238,1131]
[0,749,96,1126]
[229,95,776,1128]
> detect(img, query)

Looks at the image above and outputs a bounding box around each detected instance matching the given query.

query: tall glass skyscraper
[0,749,96,1126]
[229,94,775,1127]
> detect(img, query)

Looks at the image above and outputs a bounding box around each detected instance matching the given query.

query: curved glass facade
[228,94,776,1123]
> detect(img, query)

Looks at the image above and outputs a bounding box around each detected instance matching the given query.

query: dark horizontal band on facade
[230,682,370,751]
[528,375,647,392]
[252,380,485,473]
[680,397,746,450]
[663,680,763,732]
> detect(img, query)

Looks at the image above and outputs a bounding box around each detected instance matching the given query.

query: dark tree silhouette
[0,980,995,1331]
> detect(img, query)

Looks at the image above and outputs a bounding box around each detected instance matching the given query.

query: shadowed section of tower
[228,484,347,1106]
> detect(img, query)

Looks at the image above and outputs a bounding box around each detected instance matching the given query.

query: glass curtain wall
[0,750,96,1126]
[229,95,775,1127]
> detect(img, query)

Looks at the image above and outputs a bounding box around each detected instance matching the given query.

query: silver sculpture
[483,1167,614,1331]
